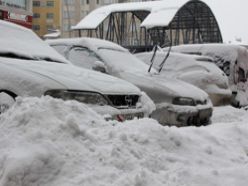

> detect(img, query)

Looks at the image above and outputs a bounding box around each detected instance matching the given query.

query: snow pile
[212,106,248,123]
[139,91,156,116]
[0,97,248,186]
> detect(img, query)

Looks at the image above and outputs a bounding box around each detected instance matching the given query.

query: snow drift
[0,97,248,186]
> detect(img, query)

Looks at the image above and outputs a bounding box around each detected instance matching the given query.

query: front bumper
[151,104,213,127]
[88,105,145,122]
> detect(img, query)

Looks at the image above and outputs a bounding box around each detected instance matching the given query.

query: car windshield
[68,46,103,69]
[98,48,149,73]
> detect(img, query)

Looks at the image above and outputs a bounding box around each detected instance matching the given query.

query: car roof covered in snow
[47,37,128,52]
[0,20,68,63]
[167,44,248,63]
[72,0,192,30]
[136,51,222,74]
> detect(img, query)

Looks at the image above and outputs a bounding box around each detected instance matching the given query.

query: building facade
[32,0,152,38]
[0,0,32,28]
[32,0,61,37]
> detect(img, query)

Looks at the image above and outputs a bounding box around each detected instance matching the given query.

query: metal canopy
[75,0,222,53]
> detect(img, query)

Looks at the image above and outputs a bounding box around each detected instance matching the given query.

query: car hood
[0,57,141,95]
[119,71,208,101]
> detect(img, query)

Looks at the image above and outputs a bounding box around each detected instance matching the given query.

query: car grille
[107,95,139,108]
[187,108,212,126]
[195,99,207,105]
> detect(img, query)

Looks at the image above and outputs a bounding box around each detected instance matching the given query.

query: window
[33,13,40,18]
[97,0,99,4]
[52,45,68,56]
[86,0,89,4]
[238,67,246,82]
[47,1,54,7]
[81,10,89,17]
[64,0,75,5]
[47,25,53,30]
[63,11,75,19]
[103,0,116,5]
[33,1,40,7]
[32,25,40,31]
[68,47,102,70]
[47,13,54,19]
[63,24,70,31]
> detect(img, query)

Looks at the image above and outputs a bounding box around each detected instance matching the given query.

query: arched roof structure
[73,0,222,52]
[73,0,193,30]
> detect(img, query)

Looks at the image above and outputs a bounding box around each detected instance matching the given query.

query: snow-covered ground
[0,97,248,186]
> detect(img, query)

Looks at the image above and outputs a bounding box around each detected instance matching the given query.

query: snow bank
[0,97,248,186]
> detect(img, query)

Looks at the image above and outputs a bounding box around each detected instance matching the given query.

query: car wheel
[0,92,15,114]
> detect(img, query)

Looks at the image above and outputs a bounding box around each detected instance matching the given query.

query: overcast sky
[201,0,248,44]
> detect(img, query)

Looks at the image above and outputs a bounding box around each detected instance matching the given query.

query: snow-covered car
[0,20,152,121]
[167,44,248,107]
[48,38,213,126]
[136,50,232,106]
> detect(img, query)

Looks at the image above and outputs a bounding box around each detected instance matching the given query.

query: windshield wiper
[148,45,158,73]
[158,43,172,73]
[0,52,35,60]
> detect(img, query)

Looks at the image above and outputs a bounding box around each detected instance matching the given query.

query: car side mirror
[92,61,107,73]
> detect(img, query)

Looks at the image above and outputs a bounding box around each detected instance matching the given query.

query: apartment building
[32,0,153,38]
[0,0,32,28]
[80,0,155,20]
[32,0,60,37]
[32,0,81,38]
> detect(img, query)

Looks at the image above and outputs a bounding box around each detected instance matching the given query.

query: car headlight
[172,97,195,106]
[45,90,109,106]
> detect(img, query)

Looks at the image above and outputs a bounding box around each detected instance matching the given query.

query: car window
[238,67,246,82]
[52,45,68,56]
[68,47,102,69]
[214,56,231,77]
[98,48,149,73]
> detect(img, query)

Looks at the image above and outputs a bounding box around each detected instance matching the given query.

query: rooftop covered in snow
[72,0,192,30]
[72,0,222,52]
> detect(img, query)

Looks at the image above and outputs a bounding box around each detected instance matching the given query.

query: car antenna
[148,45,158,73]
[158,42,172,73]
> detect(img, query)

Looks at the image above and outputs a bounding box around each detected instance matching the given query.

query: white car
[167,44,248,107]
[0,20,152,121]
[136,50,232,106]
[48,38,213,126]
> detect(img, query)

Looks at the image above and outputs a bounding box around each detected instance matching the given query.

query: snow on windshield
[68,46,103,69]
[98,48,150,73]
[0,20,67,63]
